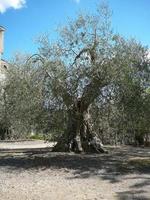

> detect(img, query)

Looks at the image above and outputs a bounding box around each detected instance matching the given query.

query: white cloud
[74,0,80,3]
[0,0,26,13]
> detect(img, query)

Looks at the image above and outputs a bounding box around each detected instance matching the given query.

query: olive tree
[0,54,46,139]
[36,3,150,153]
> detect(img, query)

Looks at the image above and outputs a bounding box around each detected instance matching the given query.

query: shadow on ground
[0,146,150,200]
[116,190,150,200]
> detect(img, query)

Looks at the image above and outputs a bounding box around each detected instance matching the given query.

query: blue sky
[0,0,150,60]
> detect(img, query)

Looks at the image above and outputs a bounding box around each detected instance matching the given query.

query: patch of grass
[125,157,150,172]
[128,157,150,167]
[29,134,44,140]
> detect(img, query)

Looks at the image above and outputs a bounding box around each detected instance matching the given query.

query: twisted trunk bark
[52,100,106,153]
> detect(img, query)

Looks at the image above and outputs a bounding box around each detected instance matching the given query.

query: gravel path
[0,144,150,200]
[0,140,55,149]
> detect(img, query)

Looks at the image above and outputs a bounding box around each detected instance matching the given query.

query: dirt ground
[0,143,150,200]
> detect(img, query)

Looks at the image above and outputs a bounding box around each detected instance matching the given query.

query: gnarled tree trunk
[52,99,106,153]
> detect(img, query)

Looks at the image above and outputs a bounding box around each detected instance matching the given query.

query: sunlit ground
[0,143,149,200]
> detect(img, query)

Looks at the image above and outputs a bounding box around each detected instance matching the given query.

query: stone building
[0,26,8,82]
